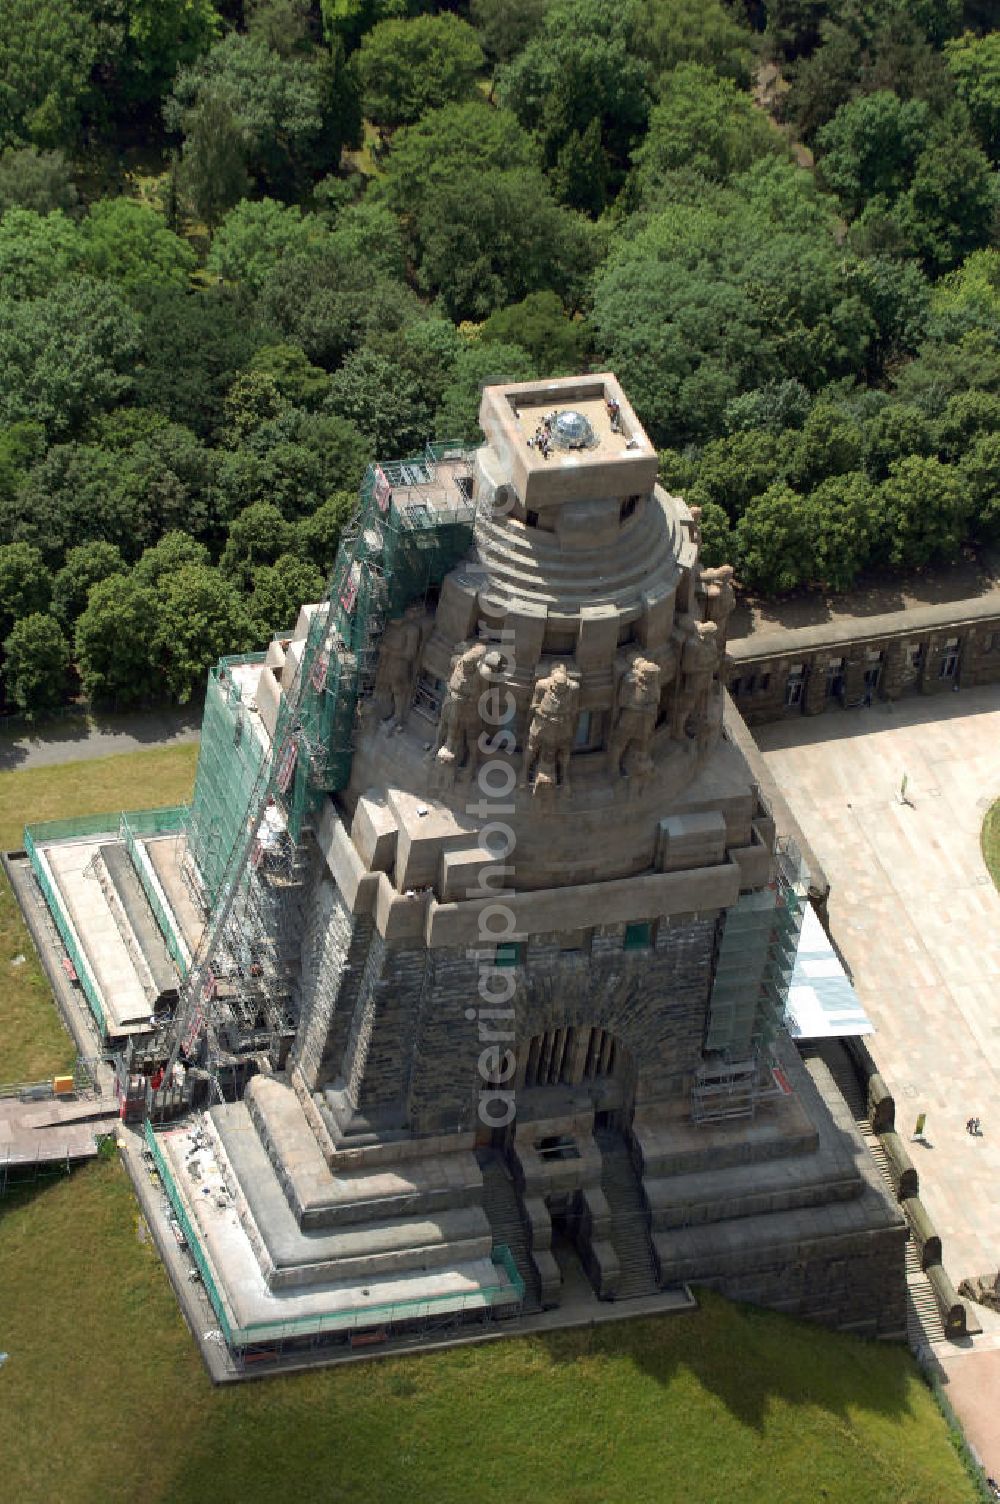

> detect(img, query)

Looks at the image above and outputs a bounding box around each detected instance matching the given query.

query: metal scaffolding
[693,838,808,1123]
[165,445,476,1079]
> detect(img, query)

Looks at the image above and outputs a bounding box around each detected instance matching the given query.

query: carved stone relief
[608,656,661,778]
[699,564,736,651]
[433,641,489,778]
[672,617,719,741]
[374,607,423,729]
[522,663,579,795]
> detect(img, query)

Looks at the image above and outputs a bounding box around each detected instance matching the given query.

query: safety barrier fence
[144,1122,524,1352]
[23,812,120,843]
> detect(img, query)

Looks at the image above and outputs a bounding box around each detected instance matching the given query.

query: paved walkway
[0,708,200,773]
[756,684,1000,1474]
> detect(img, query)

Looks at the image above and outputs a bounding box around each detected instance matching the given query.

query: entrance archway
[519,1024,631,1094]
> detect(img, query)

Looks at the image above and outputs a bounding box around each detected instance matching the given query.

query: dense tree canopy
[166,33,360,211]
[945,30,1000,162]
[357,14,483,127]
[0,0,99,149]
[0,0,997,714]
[0,279,141,437]
[80,199,196,290]
[51,541,126,627]
[0,147,78,215]
[498,0,652,211]
[629,65,785,202]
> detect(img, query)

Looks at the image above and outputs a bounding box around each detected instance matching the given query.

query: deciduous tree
[0,146,78,216]
[357,14,483,128]
[877,454,971,567]
[80,199,196,291]
[3,610,68,717]
[75,574,160,707]
[498,0,651,210]
[735,483,820,595]
[51,541,126,627]
[480,292,588,375]
[220,502,296,586]
[248,553,325,638]
[296,492,355,575]
[206,198,329,295]
[0,278,141,437]
[0,541,51,638]
[945,29,1000,163]
[153,563,250,702]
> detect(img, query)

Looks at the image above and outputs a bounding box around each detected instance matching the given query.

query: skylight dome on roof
[550,409,597,450]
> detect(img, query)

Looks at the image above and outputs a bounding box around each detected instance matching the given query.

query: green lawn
[0,744,197,1082]
[982,798,1000,892]
[0,1157,978,1504]
[0,746,981,1504]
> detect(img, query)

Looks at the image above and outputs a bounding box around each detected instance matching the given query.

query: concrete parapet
[926,1263,977,1338]
[880,1131,919,1200]
[901,1196,942,1270]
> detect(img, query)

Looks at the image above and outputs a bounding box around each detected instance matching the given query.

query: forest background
[0,0,997,718]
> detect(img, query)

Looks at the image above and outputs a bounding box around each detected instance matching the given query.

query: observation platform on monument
[489,373,658,505]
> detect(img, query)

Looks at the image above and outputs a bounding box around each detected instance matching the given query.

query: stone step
[477,509,664,579]
[247,1077,482,1228]
[476,547,675,612]
[644,1144,862,1232]
[905,1240,947,1345]
[478,1151,542,1314]
[799,1047,943,1350]
[474,514,676,611]
[596,1131,660,1300]
[634,1099,819,1181]
[211,1103,493,1291]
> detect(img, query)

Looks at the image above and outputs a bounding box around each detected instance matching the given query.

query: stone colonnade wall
[728,596,1000,725]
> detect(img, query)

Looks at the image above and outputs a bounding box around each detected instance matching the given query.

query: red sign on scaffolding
[275,739,298,793]
[310,649,330,693]
[339,561,360,614]
[372,465,392,514]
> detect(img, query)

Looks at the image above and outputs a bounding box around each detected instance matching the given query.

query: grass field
[0,745,981,1504]
[0,1157,979,1504]
[982,798,1000,892]
[0,744,198,1082]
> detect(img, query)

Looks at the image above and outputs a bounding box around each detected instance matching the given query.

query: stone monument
[124,374,906,1359]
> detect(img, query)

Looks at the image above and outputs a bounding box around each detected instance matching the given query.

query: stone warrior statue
[434,642,488,776]
[699,564,736,652]
[522,663,579,794]
[374,608,423,730]
[671,617,719,741]
[608,656,661,778]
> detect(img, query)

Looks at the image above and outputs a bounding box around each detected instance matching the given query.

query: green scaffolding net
[280,450,475,840]
[175,448,475,1060]
[209,449,477,857]
[186,658,271,907]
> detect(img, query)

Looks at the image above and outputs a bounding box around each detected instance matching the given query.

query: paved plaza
[757,684,1000,1472]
